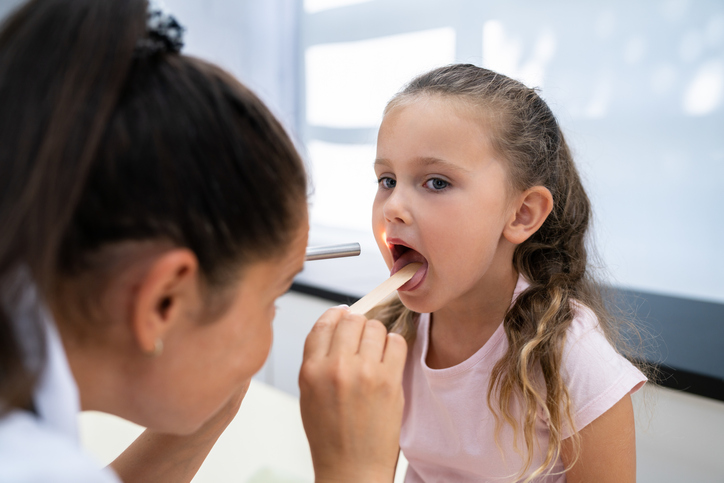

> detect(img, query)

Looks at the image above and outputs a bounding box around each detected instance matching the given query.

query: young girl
[369,64,647,482]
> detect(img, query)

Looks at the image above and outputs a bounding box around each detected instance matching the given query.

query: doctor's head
[0,0,308,432]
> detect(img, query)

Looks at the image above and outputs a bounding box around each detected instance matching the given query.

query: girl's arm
[109,384,248,483]
[561,394,637,482]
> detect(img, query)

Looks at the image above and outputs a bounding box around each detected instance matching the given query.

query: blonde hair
[371,64,647,481]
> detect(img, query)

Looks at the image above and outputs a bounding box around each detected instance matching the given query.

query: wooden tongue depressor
[349,262,422,316]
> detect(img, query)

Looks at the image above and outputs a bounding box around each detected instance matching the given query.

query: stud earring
[151,338,164,357]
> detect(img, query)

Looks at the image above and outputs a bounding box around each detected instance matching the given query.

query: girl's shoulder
[563,300,626,365]
[567,300,604,338]
[557,301,646,436]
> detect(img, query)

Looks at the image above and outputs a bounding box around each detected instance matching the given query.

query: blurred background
[146,0,724,396]
[1,0,722,481]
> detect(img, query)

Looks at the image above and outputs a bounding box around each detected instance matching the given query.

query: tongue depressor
[349,262,422,316]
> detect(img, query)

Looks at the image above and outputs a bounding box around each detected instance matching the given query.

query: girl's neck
[426,263,518,370]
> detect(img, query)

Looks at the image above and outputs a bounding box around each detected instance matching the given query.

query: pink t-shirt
[400,277,646,482]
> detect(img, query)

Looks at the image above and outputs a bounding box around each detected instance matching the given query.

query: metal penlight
[305,243,361,261]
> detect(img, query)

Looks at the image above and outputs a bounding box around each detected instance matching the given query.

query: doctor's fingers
[357,318,389,361]
[302,307,347,360]
[327,312,368,358]
[382,332,407,384]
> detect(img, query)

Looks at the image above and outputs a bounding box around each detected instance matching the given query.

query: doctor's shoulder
[0,410,119,483]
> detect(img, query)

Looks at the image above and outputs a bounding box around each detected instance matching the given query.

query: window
[299,0,724,303]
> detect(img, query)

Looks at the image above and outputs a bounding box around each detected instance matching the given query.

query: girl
[370,64,647,482]
[0,1,405,481]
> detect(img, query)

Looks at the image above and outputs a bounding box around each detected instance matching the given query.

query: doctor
[0,1,406,482]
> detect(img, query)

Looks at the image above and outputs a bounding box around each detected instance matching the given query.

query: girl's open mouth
[389,241,428,291]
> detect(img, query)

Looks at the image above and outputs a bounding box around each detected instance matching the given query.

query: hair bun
[135,0,185,57]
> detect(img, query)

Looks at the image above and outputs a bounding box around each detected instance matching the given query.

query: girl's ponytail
[0,0,147,410]
[490,123,595,480]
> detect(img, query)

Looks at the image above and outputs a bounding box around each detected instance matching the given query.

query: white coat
[0,284,120,483]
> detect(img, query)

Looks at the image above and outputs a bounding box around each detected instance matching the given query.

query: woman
[0,1,406,481]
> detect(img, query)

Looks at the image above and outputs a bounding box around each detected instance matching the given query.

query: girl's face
[373,95,517,314]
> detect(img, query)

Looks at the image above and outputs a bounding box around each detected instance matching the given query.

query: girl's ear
[130,249,200,355]
[503,186,554,245]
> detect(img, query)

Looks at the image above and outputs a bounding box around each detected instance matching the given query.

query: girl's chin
[396,290,439,315]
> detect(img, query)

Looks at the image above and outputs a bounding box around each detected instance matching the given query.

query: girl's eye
[378,177,396,189]
[425,178,449,190]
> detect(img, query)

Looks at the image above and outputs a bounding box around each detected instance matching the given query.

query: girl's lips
[388,239,428,292]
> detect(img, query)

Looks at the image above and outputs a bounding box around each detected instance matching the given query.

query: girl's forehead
[380,96,496,153]
[387,92,493,121]
[383,95,501,151]
[378,95,515,187]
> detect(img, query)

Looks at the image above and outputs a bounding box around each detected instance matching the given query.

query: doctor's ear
[503,186,553,245]
[130,249,200,355]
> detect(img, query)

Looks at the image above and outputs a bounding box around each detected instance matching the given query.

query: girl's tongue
[391,246,428,291]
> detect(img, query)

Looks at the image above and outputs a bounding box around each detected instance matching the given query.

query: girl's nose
[383,187,412,224]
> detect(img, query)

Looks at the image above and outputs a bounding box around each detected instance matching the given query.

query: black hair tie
[134,0,185,58]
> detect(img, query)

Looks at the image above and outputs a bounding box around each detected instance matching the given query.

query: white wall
[163,0,301,136]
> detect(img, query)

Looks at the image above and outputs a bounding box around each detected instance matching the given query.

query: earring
[151,338,164,357]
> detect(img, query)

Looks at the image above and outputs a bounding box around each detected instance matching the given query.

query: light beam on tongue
[349,263,422,316]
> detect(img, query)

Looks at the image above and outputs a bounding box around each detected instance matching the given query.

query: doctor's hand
[299,307,407,483]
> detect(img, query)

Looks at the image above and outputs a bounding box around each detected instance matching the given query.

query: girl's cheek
[377,236,393,267]
[372,208,385,241]
[371,224,393,268]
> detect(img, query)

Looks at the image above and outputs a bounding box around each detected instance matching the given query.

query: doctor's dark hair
[370,64,646,481]
[0,0,307,411]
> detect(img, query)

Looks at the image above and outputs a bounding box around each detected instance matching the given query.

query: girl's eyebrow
[375,157,471,173]
[418,156,471,173]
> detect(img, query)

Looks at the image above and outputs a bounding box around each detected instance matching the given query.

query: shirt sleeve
[559,304,647,439]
